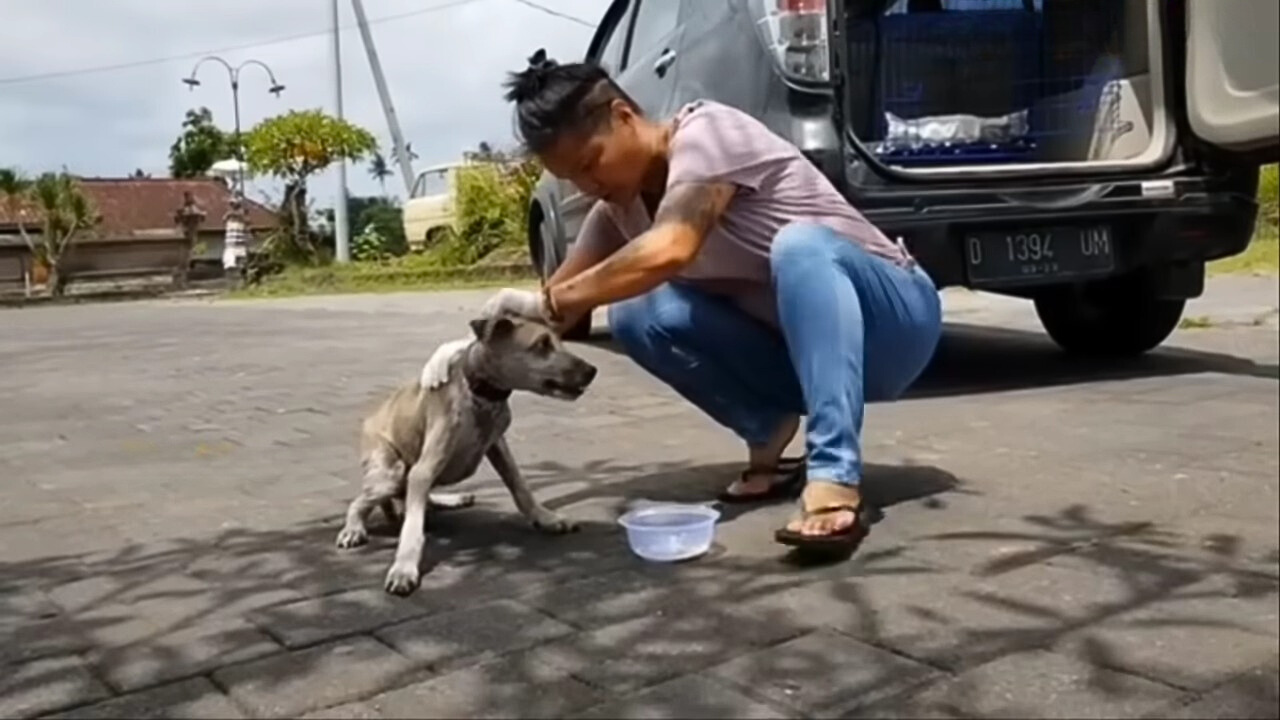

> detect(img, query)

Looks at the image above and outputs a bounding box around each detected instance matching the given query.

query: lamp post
[182,56,285,201]
[183,57,283,280]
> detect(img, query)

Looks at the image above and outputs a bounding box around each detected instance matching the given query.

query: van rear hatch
[835,0,1171,179]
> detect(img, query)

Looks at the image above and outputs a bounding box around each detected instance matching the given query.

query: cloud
[0,0,599,204]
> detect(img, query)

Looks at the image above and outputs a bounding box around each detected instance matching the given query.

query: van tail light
[753,0,831,82]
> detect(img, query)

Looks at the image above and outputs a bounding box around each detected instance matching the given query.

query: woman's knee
[606,284,695,352]
[770,221,839,273]
[605,296,649,348]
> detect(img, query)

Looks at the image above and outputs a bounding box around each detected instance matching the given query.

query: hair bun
[527,48,556,72]
[504,48,559,103]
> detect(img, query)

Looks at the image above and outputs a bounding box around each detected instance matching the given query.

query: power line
[0,0,488,86]
[511,0,595,28]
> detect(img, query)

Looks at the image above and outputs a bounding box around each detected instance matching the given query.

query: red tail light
[758,0,830,82]
[778,0,825,10]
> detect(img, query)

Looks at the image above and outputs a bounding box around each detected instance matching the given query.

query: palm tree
[0,167,36,252]
[29,171,97,296]
[368,152,391,193]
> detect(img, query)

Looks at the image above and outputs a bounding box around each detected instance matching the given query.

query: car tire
[533,209,592,341]
[1034,276,1185,357]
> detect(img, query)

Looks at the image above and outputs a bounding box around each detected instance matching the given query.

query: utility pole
[330,0,351,263]
[350,0,416,196]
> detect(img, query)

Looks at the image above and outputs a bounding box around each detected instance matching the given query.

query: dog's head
[468,314,597,400]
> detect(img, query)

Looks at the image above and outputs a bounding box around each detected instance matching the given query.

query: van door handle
[653,48,677,78]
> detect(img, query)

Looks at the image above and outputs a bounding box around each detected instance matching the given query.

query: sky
[0,0,601,207]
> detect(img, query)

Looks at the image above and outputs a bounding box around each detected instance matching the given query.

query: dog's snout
[581,363,598,386]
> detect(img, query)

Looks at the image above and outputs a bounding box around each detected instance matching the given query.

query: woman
[475,50,941,552]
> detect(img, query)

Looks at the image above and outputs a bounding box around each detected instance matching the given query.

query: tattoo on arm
[550,182,737,308]
[653,182,736,238]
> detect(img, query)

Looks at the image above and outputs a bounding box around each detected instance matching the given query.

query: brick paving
[1,278,1277,719]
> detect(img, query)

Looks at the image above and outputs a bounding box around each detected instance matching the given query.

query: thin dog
[335,314,597,596]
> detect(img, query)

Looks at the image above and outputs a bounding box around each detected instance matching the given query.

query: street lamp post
[183,57,283,279]
[182,56,285,202]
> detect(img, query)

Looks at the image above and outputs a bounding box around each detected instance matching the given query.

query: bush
[352,224,389,262]
[1259,164,1278,231]
[354,199,407,257]
[423,157,541,267]
[236,251,537,297]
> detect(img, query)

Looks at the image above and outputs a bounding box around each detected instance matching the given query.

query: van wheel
[534,211,591,341]
[1034,277,1185,357]
[424,227,449,248]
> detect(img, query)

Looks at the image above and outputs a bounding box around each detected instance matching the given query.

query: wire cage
[846,0,1132,166]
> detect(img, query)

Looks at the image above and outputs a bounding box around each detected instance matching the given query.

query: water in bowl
[617,504,719,562]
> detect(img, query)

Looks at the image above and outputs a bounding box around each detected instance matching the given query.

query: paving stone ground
[2,276,1277,719]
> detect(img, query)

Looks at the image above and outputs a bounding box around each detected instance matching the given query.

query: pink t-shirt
[576,100,908,327]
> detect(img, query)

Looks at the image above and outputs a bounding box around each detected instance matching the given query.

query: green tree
[169,107,235,178]
[244,109,377,262]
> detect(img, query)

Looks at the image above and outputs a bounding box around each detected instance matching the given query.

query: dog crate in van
[844,0,1154,169]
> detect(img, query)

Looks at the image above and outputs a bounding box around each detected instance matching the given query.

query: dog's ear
[469,315,516,342]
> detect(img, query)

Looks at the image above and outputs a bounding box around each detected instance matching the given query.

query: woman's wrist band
[541,284,563,323]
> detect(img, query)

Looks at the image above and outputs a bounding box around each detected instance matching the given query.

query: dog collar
[465,374,512,403]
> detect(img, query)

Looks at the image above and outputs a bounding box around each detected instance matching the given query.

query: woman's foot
[784,480,862,537]
[718,457,805,502]
[774,480,871,555]
[721,415,802,502]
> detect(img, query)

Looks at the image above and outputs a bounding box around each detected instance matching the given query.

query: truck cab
[404,163,461,251]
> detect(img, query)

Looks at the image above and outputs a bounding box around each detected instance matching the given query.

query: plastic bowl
[617,504,721,562]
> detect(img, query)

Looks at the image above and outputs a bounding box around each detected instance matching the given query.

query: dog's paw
[533,514,579,535]
[335,526,369,549]
[384,563,421,596]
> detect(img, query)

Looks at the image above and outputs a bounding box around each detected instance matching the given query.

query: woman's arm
[547,181,735,318]
[548,226,616,288]
[542,202,628,331]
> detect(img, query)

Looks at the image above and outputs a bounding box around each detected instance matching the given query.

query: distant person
[475,51,942,555]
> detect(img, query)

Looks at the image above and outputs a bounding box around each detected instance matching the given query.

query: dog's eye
[535,336,554,354]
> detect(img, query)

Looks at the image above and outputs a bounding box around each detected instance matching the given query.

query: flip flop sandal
[773,503,880,553]
[716,456,806,504]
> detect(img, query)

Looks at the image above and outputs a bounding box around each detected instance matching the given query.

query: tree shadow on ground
[579,322,1277,402]
[514,458,962,525]
[1,459,1275,718]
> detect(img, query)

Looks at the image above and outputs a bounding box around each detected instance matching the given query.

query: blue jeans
[607,222,942,486]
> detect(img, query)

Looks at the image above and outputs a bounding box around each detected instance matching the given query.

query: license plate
[963,225,1115,286]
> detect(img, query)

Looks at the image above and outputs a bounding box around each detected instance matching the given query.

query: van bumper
[843,172,1260,296]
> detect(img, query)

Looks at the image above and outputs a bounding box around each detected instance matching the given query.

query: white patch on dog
[420,339,471,389]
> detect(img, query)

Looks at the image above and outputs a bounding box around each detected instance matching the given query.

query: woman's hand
[480,288,544,320]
